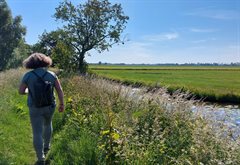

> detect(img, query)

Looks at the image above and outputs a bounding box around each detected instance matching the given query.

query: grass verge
[47,74,240,164]
[0,69,35,164]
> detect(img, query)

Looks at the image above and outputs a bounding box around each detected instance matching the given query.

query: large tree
[54,0,129,73]
[0,0,26,71]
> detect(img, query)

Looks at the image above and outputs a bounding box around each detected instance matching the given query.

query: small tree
[54,0,129,73]
[0,0,26,71]
[7,39,31,69]
[32,30,76,71]
[51,41,78,72]
[32,29,67,56]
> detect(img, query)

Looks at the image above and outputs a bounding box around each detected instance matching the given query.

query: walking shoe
[34,160,45,165]
[44,148,50,155]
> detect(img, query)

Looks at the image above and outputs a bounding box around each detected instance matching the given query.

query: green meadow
[90,65,240,103]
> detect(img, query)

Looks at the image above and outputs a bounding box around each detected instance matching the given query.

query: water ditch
[116,83,240,138]
[91,78,240,139]
[192,104,240,139]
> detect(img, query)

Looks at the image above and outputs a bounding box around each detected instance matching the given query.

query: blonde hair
[23,53,52,69]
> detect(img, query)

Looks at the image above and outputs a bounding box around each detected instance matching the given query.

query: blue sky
[7,0,240,64]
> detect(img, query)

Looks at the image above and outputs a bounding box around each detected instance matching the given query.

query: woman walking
[19,53,64,164]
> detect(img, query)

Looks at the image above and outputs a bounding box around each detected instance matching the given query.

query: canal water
[192,104,240,139]
[128,87,240,138]
[93,79,240,139]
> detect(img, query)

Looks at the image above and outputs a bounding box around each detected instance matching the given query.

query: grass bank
[47,74,240,164]
[0,69,35,164]
[89,65,240,104]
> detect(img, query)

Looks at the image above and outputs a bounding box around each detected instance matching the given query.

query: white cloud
[188,46,206,49]
[86,39,239,64]
[143,32,179,42]
[186,9,240,20]
[190,28,218,33]
[191,40,206,44]
[86,41,156,64]
[191,38,216,44]
[86,43,240,64]
[228,44,240,49]
[129,41,152,48]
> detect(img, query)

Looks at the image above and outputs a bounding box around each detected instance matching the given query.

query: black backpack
[31,71,54,107]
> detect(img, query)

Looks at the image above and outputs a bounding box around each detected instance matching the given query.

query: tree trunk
[78,52,86,75]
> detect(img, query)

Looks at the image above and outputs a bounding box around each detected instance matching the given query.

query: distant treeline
[93,62,240,66]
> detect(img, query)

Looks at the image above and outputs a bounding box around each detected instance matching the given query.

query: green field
[90,65,240,103]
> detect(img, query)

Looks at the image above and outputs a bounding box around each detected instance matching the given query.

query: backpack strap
[32,70,48,82]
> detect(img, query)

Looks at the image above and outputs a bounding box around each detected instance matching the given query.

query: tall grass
[48,75,240,164]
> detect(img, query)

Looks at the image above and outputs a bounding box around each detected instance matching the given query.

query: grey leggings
[29,105,55,161]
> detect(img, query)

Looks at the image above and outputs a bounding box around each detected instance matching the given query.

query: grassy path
[0,69,35,164]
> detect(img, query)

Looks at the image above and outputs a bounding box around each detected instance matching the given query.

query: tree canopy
[0,0,26,71]
[32,29,67,56]
[32,29,77,71]
[54,0,129,73]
